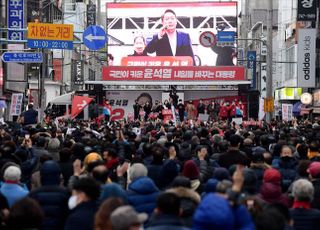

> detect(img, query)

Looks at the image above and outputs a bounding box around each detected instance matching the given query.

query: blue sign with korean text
[1,52,43,63]
[247,51,256,69]
[247,51,257,88]
[217,31,236,42]
[27,40,73,49]
[83,25,107,50]
[7,0,24,40]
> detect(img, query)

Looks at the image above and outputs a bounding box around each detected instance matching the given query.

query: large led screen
[106,2,237,67]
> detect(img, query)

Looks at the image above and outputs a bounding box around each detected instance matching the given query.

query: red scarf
[4,180,18,184]
[292,200,311,209]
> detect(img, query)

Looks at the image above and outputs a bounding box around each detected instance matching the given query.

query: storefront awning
[301,108,313,115]
[313,107,320,114]
[48,92,74,105]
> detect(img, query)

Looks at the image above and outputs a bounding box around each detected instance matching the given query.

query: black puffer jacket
[29,160,70,230]
[290,207,320,230]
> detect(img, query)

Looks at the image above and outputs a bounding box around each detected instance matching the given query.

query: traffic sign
[83,25,107,50]
[217,31,236,42]
[27,23,74,49]
[1,52,43,63]
[199,31,216,47]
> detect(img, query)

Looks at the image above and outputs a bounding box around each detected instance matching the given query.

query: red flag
[71,95,93,119]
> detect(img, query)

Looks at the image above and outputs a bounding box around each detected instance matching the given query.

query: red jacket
[230,104,236,117]
[219,105,228,118]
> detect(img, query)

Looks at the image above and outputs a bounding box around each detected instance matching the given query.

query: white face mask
[68,195,78,210]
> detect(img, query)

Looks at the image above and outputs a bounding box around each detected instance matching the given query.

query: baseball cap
[110,206,147,230]
[308,162,320,178]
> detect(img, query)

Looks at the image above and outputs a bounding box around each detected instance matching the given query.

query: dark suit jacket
[145,31,195,65]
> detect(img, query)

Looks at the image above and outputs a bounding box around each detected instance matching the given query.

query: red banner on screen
[102,66,245,81]
[121,56,193,66]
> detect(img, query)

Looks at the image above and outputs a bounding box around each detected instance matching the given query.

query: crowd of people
[0,108,320,229]
[132,94,244,124]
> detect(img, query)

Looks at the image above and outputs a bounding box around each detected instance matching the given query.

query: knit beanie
[183,160,199,180]
[263,168,281,184]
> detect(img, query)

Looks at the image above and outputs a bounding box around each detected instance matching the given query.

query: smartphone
[25,134,30,140]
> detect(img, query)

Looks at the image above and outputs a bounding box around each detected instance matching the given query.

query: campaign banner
[105,91,161,121]
[102,66,245,82]
[105,91,246,121]
[106,2,237,67]
[297,28,316,88]
[162,109,173,123]
[121,56,193,66]
[282,103,293,121]
[10,93,23,116]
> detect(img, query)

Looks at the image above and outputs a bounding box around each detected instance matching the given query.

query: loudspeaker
[246,90,260,119]
[238,84,249,96]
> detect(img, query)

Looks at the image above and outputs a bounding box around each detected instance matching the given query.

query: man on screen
[145,9,195,65]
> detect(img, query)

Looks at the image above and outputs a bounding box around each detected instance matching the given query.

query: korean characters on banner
[106,2,237,67]
[282,104,293,122]
[105,91,162,121]
[10,93,23,116]
[105,91,247,121]
[102,66,245,82]
[8,0,24,40]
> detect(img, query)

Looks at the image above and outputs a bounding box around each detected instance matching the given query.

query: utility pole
[38,0,46,123]
[266,0,273,122]
[97,0,101,26]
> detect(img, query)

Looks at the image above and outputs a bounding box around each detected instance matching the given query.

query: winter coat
[218,149,251,169]
[17,147,39,188]
[197,103,205,115]
[127,176,160,216]
[250,163,270,192]
[273,158,298,192]
[178,142,192,163]
[59,161,73,187]
[146,214,190,230]
[29,185,70,230]
[147,164,163,189]
[219,105,228,119]
[64,201,98,230]
[166,187,200,228]
[192,158,212,183]
[290,207,320,230]
[311,179,320,210]
[0,182,28,208]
